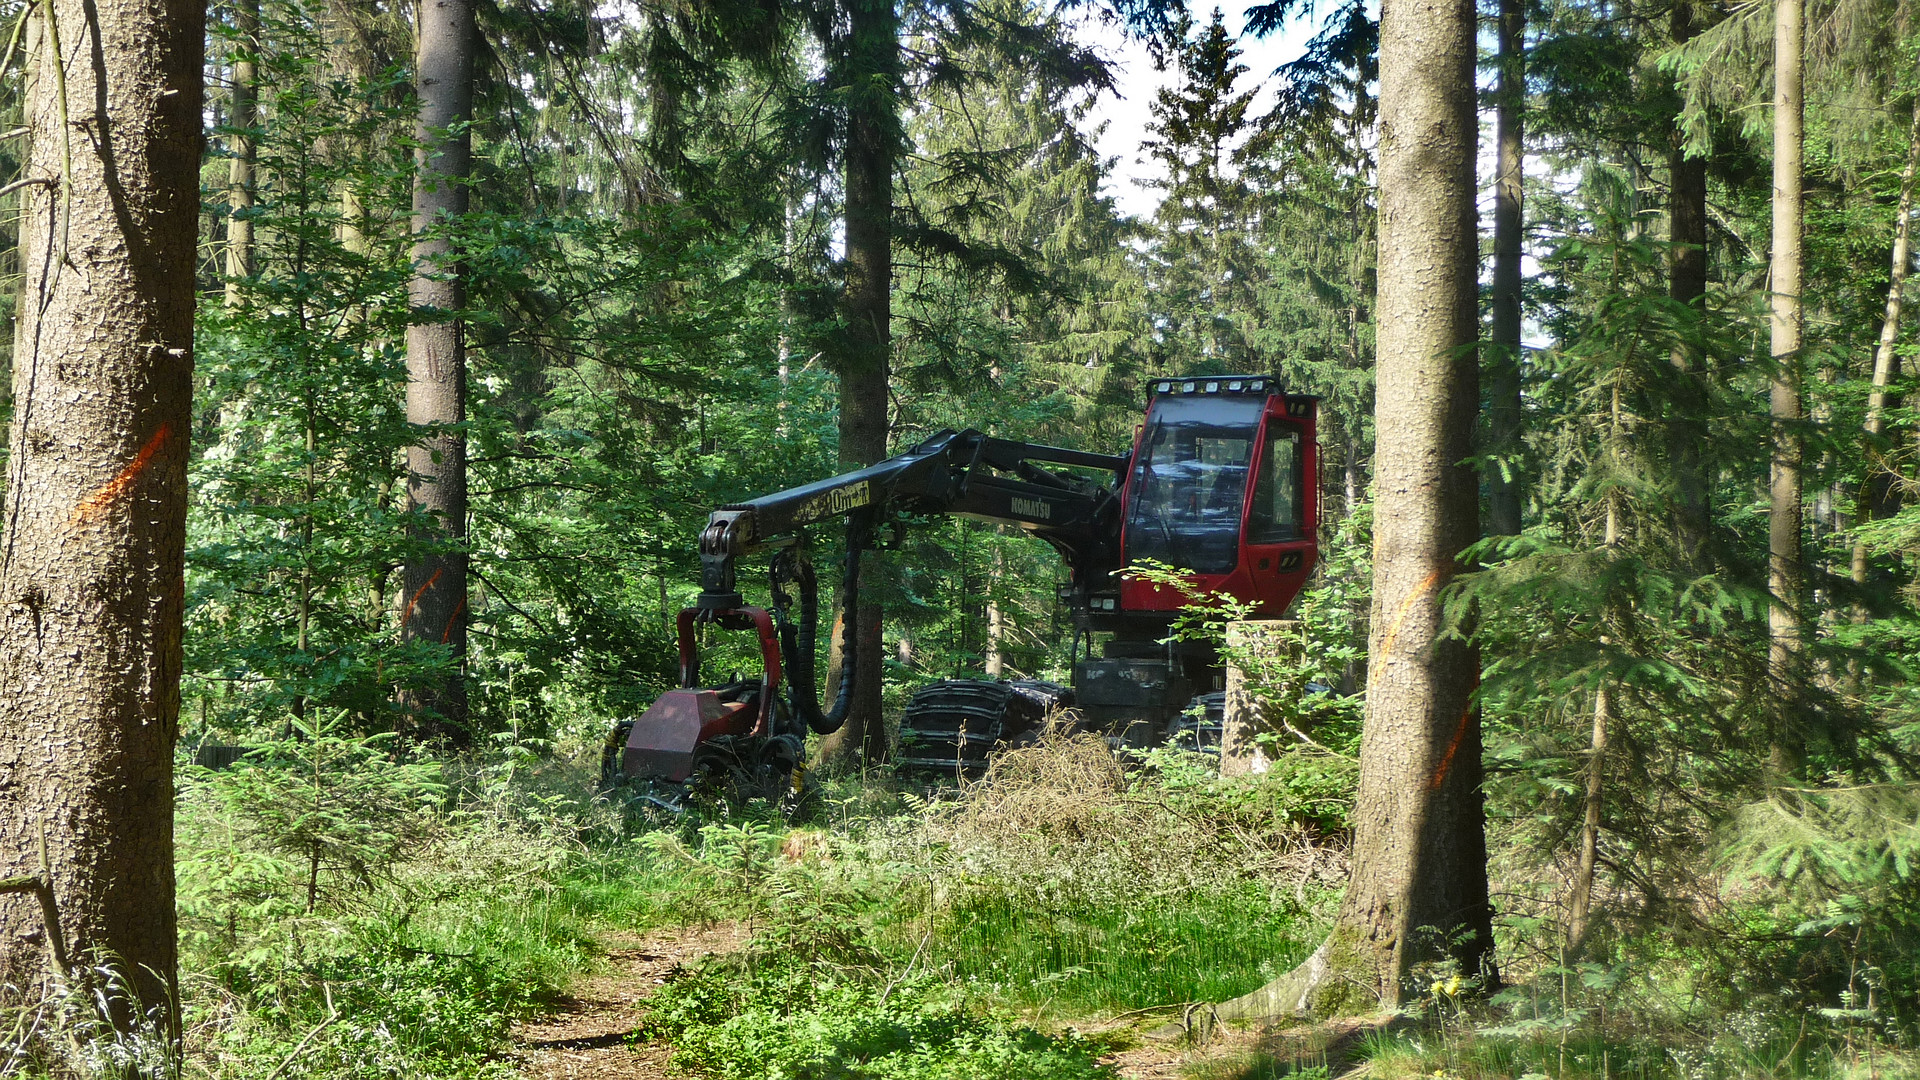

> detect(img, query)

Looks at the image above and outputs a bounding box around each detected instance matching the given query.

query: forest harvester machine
[602,376,1320,802]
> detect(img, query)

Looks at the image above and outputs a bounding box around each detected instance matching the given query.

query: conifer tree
[1244,0,1376,515]
[1206,0,1491,1016]
[0,0,204,1033]
[401,0,476,741]
[1768,0,1805,775]
[1142,9,1269,373]
[1486,0,1525,536]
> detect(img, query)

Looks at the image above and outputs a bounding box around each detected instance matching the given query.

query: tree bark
[0,0,202,1031]
[1221,621,1293,776]
[1207,0,1491,1020]
[1667,0,1713,569]
[401,0,473,742]
[1768,0,1805,776]
[1565,683,1609,955]
[1485,0,1524,537]
[1852,99,1919,587]
[816,0,898,768]
[984,546,1007,677]
[1567,472,1621,958]
[224,0,258,308]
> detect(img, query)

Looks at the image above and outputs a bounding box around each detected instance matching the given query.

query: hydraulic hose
[773,511,870,735]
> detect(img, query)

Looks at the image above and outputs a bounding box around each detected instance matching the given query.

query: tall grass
[925,883,1313,1014]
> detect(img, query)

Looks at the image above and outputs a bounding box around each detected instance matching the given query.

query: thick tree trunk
[817,0,898,768]
[1852,100,1919,586]
[1208,0,1491,1020]
[1484,0,1524,537]
[0,0,203,1030]
[401,0,473,742]
[1768,0,1805,776]
[225,0,258,308]
[1667,0,1713,569]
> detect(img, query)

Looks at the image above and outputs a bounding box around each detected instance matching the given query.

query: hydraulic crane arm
[695,429,1127,610]
[685,429,1125,739]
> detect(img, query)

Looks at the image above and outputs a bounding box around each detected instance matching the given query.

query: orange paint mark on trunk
[68,423,169,526]
[1380,569,1442,657]
[441,597,466,644]
[1428,705,1474,791]
[402,567,444,630]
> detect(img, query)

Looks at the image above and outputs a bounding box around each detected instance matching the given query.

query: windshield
[1124,396,1265,574]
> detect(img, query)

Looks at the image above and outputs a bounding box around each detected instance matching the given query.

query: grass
[644,950,1120,1080]
[919,884,1314,1015]
[1345,1024,1920,1080]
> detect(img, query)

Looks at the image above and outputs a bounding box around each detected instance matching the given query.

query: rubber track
[896,679,1072,778]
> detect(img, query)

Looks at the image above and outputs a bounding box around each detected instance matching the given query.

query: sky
[1074,6,1320,220]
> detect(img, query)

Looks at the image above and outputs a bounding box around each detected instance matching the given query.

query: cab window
[1247,422,1305,544]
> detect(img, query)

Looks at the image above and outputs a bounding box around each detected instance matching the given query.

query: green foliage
[1715,785,1920,1029]
[187,710,444,916]
[649,953,1114,1080]
[1351,998,1920,1080]
[850,734,1337,1017]
[173,742,658,1079]
[1124,506,1370,757]
[145,0,1920,1068]
[191,0,424,736]
[933,881,1312,1014]
[1141,9,1273,375]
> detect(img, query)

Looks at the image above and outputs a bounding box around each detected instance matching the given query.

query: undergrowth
[16,714,1917,1080]
[646,942,1117,1080]
[138,734,672,1080]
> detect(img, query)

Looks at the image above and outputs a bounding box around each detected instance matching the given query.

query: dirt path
[512,924,748,1080]
[514,924,1382,1080]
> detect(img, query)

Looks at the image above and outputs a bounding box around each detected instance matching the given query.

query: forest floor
[510,921,1385,1080]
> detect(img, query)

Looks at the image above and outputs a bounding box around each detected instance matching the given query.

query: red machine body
[622,688,758,781]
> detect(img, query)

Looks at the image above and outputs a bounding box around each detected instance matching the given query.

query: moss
[1306,925,1379,1018]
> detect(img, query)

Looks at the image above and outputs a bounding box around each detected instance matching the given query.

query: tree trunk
[1206,0,1491,1020]
[1768,0,1805,776]
[1484,0,1524,537]
[1567,474,1621,958]
[1221,621,1294,776]
[401,0,473,743]
[1667,0,1713,569]
[0,0,202,1032]
[224,0,258,308]
[1565,683,1609,955]
[816,0,898,768]
[984,546,1007,677]
[1852,99,1919,587]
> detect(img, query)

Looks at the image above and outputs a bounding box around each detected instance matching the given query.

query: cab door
[1236,397,1319,613]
